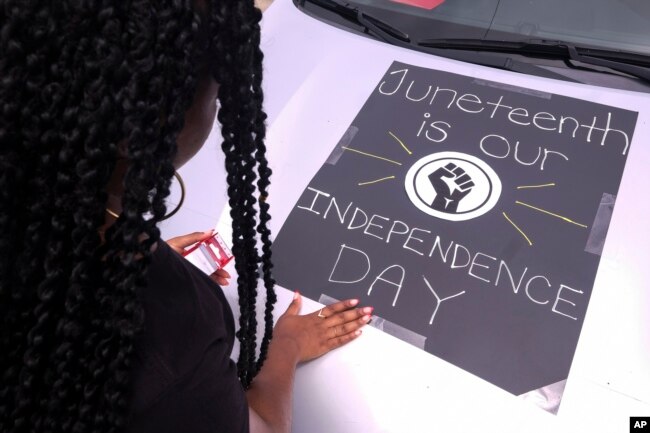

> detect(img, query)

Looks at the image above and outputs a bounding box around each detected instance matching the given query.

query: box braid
[0,0,276,431]
[209,0,277,388]
[250,17,277,375]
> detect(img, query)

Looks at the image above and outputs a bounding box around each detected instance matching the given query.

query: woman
[0,1,371,432]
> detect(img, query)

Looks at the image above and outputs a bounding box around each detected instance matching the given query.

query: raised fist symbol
[428,163,475,213]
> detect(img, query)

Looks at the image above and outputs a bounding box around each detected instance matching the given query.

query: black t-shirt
[126,241,249,433]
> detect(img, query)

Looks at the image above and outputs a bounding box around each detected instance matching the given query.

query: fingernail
[362,306,373,314]
[362,315,371,322]
[355,330,362,336]
[294,291,300,300]
[349,299,359,306]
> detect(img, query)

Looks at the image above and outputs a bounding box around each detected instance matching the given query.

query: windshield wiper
[299,0,411,43]
[299,0,580,83]
[418,38,650,82]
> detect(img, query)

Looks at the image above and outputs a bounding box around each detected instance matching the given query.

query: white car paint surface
[161,0,650,431]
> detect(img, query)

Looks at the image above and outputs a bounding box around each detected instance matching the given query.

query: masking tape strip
[318,293,427,350]
[472,78,552,99]
[585,193,616,256]
[518,378,567,415]
[326,125,359,165]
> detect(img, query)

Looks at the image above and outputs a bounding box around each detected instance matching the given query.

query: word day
[297,187,585,326]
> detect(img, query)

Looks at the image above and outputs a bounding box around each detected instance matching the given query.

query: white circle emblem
[404,151,501,221]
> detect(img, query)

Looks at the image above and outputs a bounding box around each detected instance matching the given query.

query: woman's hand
[166,230,231,286]
[271,292,373,363]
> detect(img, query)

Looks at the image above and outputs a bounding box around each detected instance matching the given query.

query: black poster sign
[272,61,638,397]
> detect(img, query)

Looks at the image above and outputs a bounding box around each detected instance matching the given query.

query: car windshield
[303,0,650,56]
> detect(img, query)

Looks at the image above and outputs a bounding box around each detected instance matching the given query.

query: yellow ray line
[503,212,533,246]
[388,131,412,155]
[358,175,396,186]
[516,201,588,228]
[341,146,402,166]
[517,182,556,190]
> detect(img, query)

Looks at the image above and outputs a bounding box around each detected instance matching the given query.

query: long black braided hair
[0,0,276,432]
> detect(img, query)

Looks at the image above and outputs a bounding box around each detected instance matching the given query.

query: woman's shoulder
[129,241,237,414]
[139,240,235,371]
